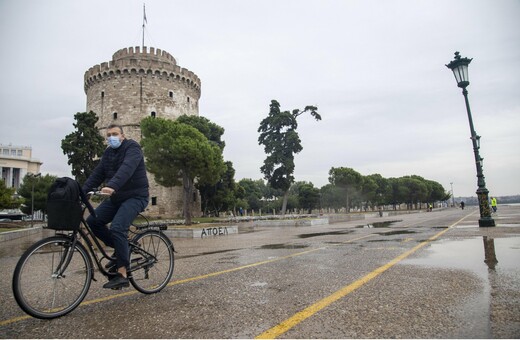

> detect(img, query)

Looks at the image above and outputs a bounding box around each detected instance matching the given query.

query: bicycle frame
[54,213,161,281]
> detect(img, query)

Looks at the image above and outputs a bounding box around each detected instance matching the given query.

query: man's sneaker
[102,273,129,290]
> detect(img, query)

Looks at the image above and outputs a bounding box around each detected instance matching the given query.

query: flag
[143,4,147,24]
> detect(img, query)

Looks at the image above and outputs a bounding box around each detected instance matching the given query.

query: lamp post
[450,182,455,207]
[446,52,495,227]
[28,173,41,228]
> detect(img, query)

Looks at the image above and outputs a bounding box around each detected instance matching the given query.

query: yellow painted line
[0,315,30,327]
[340,234,375,244]
[168,247,326,286]
[256,212,475,339]
[2,236,351,327]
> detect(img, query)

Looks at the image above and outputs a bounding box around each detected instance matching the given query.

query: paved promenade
[1,205,519,338]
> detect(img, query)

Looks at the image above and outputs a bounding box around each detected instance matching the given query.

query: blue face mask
[107,136,122,149]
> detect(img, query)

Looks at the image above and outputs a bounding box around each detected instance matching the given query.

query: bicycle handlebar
[86,191,111,198]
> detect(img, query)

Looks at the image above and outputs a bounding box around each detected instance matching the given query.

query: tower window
[113,112,118,119]
[101,91,105,98]
[151,197,157,206]
[151,111,156,118]
[169,91,173,98]
[187,97,190,102]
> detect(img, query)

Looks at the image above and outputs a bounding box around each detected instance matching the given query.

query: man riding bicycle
[83,124,149,289]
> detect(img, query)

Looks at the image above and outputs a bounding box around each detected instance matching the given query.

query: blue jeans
[86,196,149,269]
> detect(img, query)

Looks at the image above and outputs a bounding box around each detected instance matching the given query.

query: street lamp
[450,182,455,207]
[28,173,41,227]
[446,52,495,227]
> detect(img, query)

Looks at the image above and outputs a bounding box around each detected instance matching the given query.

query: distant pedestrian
[428,203,433,212]
[491,197,498,213]
[460,201,465,210]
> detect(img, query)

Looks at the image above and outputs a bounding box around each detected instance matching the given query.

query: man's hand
[100,187,115,196]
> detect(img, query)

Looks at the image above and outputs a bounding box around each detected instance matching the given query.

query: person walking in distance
[491,196,498,213]
[82,124,149,289]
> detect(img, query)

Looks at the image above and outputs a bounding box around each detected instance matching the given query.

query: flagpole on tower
[142,3,147,48]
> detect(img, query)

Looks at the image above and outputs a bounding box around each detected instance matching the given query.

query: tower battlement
[84,46,201,95]
[112,46,177,64]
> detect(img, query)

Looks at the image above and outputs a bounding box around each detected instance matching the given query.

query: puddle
[239,226,257,234]
[403,236,520,273]
[298,230,353,239]
[177,248,241,259]
[496,223,520,228]
[355,220,402,229]
[260,243,309,249]
[377,230,416,236]
[402,236,520,337]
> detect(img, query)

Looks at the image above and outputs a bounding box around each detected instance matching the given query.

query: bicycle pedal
[111,286,123,290]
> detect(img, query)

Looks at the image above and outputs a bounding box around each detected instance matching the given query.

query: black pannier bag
[46,177,83,230]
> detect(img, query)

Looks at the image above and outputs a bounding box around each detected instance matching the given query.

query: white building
[0,144,42,190]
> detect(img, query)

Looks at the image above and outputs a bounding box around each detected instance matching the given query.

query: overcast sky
[1,0,519,197]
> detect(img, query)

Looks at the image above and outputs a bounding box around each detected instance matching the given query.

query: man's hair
[107,124,124,134]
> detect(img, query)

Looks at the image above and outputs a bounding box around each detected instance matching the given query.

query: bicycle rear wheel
[12,235,93,319]
[129,230,174,294]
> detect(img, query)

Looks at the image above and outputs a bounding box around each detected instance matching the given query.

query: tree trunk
[281,190,289,216]
[182,173,193,225]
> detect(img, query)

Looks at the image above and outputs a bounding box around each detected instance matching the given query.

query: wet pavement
[0,205,519,338]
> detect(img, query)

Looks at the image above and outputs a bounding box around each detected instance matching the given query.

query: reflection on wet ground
[403,236,520,274]
[402,236,520,337]
[260,243,309,249]
[297,230,353,239]
[495,223,520,228]
[176,248,242,259]
[355,220,402,229]
[377,230,416,236]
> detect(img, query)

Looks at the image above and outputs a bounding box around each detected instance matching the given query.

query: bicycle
[11,191,175,319]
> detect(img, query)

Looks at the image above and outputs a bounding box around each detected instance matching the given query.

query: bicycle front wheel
[129,230,174,294]
[12,235,93,319]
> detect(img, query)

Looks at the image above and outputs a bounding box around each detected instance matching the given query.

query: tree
[0,181,22,209]
[238,178,264,212]
[177,115,234,216]
[360,175,378,210]
[425,179,449,203]
[294,182,320,214]
[320,184,344,212]
[328,167,363,212]
[197,161,239,216]
[366,174,390,207]
[17,174,57,215]
[176,115,226,150]
[258,100,321,215]
[399,176,428,209]
[61,111,105,184]
[140,117,226,225]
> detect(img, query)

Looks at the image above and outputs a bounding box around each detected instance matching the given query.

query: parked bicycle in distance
[12,189,175,319]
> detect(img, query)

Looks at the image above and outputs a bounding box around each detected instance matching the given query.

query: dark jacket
[82,139,149,203]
